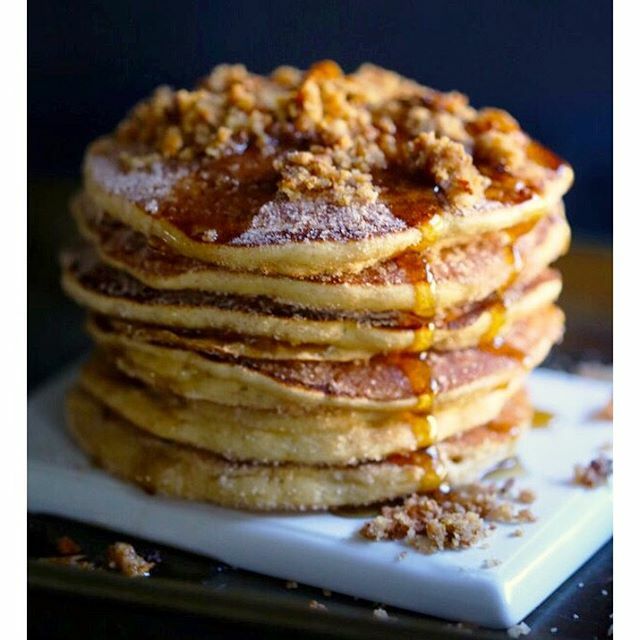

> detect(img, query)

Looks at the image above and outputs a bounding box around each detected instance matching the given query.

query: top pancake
[73,193,570,316]
[83,62,573,276]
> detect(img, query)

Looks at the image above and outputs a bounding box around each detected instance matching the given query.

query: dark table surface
[28,513,612,640]
[28,178,613,639]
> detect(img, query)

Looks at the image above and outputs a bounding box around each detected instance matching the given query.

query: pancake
[74,192,570,315]
[78,355,526,464]
[85,270,560,360]
[83,63,573,277]
[66,385,530,510]
[63,248,562,353]
[90,306,563,411]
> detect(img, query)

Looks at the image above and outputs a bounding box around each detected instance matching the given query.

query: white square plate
[28,364,612,628]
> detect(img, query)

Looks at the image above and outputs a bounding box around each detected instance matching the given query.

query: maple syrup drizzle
[532,409,554,428]
[502,244,523,290]
[155,151,279,244]
[393,250,439,317]
[478,213,545,364]
[387,447,447,491]
[402,210,546,348]
[405,413,438,447]
[480,333,531,366]
[375,169,443,229]
[410,322,435,351]
[388,353,439,411]
[481,303,508,346]
[500,213,544,289]
[413,281,437,317]
[416,213,445,251]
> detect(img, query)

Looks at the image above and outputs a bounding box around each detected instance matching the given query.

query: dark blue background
[28,0,612,238]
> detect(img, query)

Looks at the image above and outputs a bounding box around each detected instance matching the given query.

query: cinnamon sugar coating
[113,61,555,208]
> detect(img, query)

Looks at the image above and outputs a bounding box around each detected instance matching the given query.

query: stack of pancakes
[62,62,572,510]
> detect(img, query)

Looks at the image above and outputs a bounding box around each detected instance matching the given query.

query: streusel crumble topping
[113,61,551,208]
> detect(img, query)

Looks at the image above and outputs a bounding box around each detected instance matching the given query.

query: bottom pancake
[66,386,531,511]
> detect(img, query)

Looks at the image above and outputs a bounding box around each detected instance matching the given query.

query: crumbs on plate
[573,455,613,488]
[360,480,537,554]
[107,542,156,577]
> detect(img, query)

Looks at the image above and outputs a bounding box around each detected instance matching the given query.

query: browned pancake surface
[95,307,562,402]
[64,248,559,329]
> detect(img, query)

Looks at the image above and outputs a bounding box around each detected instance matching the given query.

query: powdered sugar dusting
[229,199,407,246]
[87,150,190,211]
[201,229,219,243]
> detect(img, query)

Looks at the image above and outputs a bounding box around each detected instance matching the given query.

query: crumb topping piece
[507,621,531,637]
[516,488,537,504]
[373,607,391,620]
[112,61,551,208]
[360,481,537,553]
[405,132,489,207]
[573,455,613,488]
[56,536,82,556]
[106,542,155,577]
[274,148,378,205]
[39,539,159,577]
[471,108,531,175]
